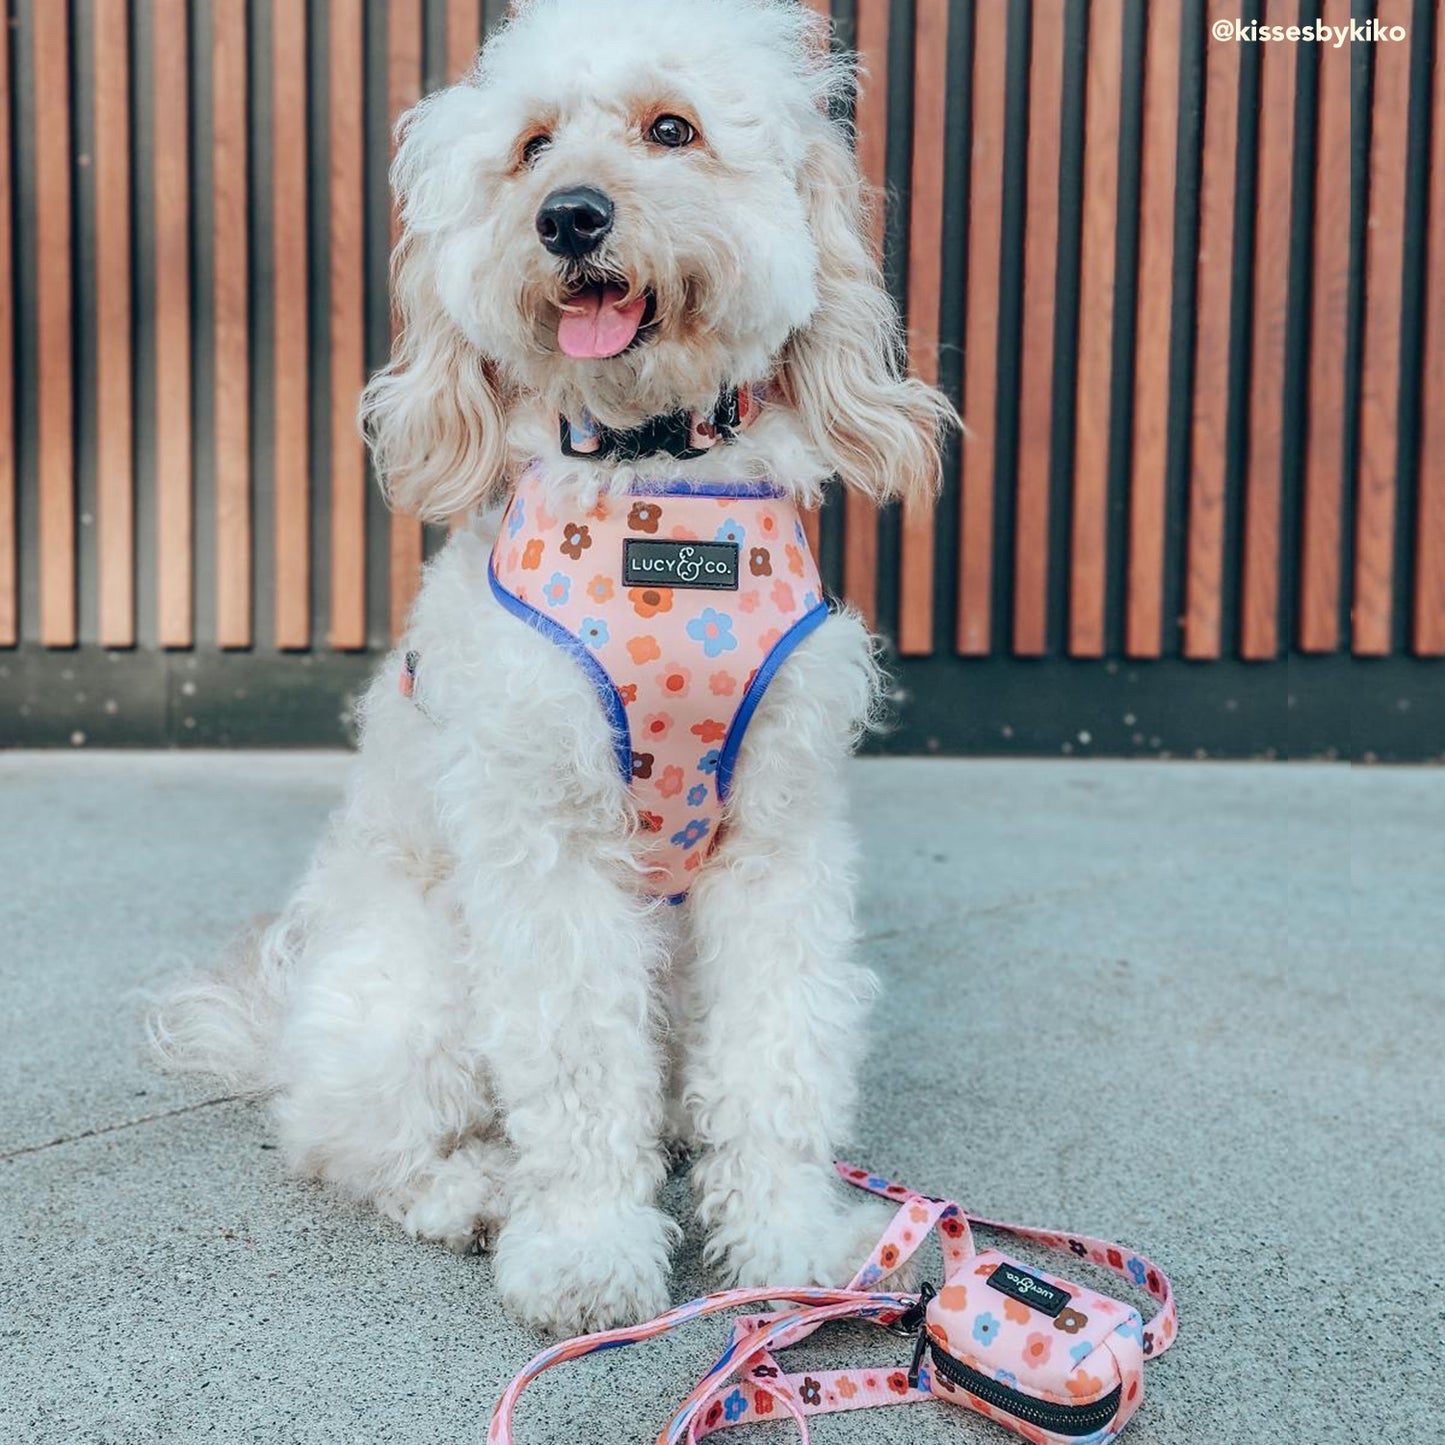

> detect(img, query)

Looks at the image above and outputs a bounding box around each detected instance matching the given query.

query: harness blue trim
[626,481,788,499]
[487,559,635,782]
[715,600,830,803]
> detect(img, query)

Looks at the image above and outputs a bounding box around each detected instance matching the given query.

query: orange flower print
[753,1391,773,1416]
[657,663,691,698]
[749,546,772,577]
[658,765,685,798]
[521,538,544,570]
[1003,1297,1032,1326]
[756,508,779,539]
[668,525,698,541]
[629,586,673,619]
[534,502,557,531]
[1066,1371,1104,1399]
[938,1284,968,1312]
[618,682,638,705]
[887,1372,909,1395]
[691,718,728,744]
[928,1322,950,1351]
[560,522,592,559]
[586,574,614,603]
[785,542,805,576]
[759,628,782,652]
[627,634,662,665]
[836,1376,857,1401]
[638,810,663,832]
[737,590,761,613]
[709,671,736,696]
[640,711,673,742]
[1022,1332,1053,1367]
[627,501,662,533]
[769,579,795,611]
[878,1243,900,1271]
[909,1204,930,1224]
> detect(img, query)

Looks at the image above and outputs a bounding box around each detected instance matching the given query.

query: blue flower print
[697,749,721,775]
[579,617,609,648]
[866,1175,890,1191]
[715,518,745,546]
[507,496,526,537]
[795,519,806,544]
[995,1370,1018,1389]
[542,571,570,607]
[804,590,819,610]
[1070,1340,1095,1366]
[687,607,738,658]
[671,818,710,851]
[1116,1313,1144,1346]
[1126,1257,1147,1287]
[972,1312,1000,1347]
[723,1389,748,1422]
[687,783,708,806]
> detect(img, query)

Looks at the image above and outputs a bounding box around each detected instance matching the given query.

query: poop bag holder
[488,1162,1177,1445]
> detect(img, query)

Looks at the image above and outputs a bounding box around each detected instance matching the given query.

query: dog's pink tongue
[558,284,646,359]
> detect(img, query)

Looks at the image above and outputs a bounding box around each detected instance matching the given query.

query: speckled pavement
[2,753,1439,1443]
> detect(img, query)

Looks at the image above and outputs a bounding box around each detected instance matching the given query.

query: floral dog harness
[488,469,826,900]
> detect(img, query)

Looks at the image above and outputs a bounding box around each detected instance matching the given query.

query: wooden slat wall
[3,1,1442,695]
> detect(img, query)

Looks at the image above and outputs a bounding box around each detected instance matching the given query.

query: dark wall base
[1,647,1441,761]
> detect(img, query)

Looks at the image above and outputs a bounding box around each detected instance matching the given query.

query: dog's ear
[779,116,954,506]
[361,98,510,521]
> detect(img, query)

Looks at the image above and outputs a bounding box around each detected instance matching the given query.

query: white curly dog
[153,0,949,1335]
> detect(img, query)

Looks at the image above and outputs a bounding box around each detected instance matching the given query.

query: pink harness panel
[489,471,826,899]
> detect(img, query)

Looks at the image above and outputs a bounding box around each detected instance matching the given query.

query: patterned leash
[487,1162,1178,1444]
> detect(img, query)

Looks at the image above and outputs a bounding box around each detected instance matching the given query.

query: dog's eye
[521,133,552,167]
[647,115,694,149]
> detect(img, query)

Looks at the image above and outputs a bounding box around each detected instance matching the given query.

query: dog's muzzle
[536,186,614,259]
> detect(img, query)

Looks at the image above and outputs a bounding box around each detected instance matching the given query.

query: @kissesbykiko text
[1212,17,1407,45]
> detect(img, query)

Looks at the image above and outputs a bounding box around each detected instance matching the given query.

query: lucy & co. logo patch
[622,538,739,591]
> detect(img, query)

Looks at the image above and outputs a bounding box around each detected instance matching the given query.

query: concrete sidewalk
[2,754,1439,1443]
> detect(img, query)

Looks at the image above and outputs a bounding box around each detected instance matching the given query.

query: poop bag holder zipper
[487,1163,1177,1444]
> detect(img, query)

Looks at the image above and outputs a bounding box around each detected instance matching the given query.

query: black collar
[560,387,748,463]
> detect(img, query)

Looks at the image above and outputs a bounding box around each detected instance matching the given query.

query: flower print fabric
[489,470,826,899]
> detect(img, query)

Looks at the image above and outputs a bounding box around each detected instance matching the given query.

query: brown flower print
[887,1371,909,1395]
[560,522,592,559]
[631,751,654,780]
[1054,1307,1089,1334]
[799,1378,822,1406]
[628,501,662,533]
[749,546,772,577]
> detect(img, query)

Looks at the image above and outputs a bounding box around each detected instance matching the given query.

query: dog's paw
[390,1142,510,1255]
[494,1199,680,1335]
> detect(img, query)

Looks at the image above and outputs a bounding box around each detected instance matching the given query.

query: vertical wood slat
[274,0,310,649]
[330,0,367,650]
[213,0,250,648]
[35,0,75,646]
[844,0,887,631]
[956,1,1007,656]
[95,0,133,648]
[1353,0,1410,657]
[0,8,14,646]
[447,0,481,82]
[388,0,425,643]
[1012,0,1066,657]
[1184,3,1241,660]
[1417,1,1445,655]
[154,0,192,647]
[1238,0,1296,661]
[1125,0,1180,659]
[1298,0,1350,654]
[1069,0,1123,658]
[896,0,948,658]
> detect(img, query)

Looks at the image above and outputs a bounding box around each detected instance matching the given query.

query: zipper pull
[907,1326,930,1390]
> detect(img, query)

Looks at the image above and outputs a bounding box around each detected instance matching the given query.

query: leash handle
[835,1161,1178,1357]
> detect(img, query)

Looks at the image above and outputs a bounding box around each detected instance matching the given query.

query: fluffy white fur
[152,0,952,1335]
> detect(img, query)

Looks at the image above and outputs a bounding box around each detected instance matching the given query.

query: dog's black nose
[536,186,614,259]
